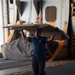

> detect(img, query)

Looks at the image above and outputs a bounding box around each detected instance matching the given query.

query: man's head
[35,29,41,37]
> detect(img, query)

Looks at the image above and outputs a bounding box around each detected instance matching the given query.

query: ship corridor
[0,0,75,75]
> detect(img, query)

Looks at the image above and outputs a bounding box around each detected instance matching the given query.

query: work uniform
[29,36,47,75]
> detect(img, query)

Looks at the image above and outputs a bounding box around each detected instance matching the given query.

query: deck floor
[0,58,75,75]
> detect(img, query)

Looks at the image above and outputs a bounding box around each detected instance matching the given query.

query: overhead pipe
[33,0,42,23]
[10,0,13,4]
[33,0,41,15]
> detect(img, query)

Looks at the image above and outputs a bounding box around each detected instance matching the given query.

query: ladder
[71,34,75,57]
[48,40,64,61]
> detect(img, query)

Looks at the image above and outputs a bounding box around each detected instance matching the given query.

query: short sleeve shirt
[29,37,47,55]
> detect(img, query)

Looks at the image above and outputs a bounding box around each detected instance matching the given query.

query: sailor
[26,27,58,75]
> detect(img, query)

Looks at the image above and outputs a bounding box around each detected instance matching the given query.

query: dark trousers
[32,54,46,75]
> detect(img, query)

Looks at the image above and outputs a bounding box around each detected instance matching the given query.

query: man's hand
[55,27,59,31]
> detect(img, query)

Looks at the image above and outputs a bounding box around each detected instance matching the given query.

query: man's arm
[45,27,59,57]
[48,27,59,41]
